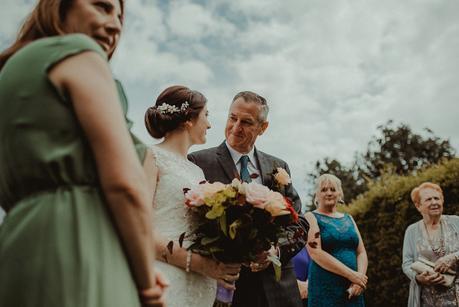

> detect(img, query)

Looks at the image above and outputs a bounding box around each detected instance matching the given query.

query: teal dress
[0,34,146,307]
[308,212,365,307]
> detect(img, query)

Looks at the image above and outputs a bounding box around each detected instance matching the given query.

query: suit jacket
[188,142,309,307]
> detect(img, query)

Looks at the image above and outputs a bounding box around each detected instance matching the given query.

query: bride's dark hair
[145,85,207,139]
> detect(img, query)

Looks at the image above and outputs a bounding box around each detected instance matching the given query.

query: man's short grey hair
[232,91,269,122]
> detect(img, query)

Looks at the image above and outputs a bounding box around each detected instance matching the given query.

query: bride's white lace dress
[151,146,216,307]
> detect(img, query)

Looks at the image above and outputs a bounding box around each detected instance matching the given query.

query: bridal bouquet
[183,178,300,274]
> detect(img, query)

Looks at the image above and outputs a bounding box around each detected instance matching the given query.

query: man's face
[225,97,268,153]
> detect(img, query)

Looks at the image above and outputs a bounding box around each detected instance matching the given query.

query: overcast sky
[1,0,458,221]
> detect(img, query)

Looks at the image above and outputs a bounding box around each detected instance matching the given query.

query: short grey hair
[313,174,344,206]
[232,91,269,122]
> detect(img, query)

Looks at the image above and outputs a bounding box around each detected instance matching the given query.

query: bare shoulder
[49,51,110,89]
[304,211,318,223]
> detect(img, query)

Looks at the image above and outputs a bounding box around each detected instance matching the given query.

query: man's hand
[249,245,279,272]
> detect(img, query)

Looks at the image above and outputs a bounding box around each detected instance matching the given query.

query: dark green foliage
[307,121,456,205]
[340,159,459,307]
[361,120,455,178]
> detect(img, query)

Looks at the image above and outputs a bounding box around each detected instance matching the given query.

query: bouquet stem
[214,282,234,306]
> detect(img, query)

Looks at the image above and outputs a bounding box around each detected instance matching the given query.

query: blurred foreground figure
[0,1,166,306]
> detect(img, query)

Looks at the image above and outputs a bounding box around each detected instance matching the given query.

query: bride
[144,85,240,306]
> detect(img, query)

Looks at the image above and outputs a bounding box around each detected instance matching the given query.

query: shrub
[340,158,459,306]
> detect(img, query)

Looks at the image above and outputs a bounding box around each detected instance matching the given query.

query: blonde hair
[410,182,443,205]
[313,174,344,206]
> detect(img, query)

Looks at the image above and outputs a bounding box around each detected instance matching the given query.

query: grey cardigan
[402,215,459,307]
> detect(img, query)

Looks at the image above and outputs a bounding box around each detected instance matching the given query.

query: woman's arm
[155,236,241,289]
[304,212,367,288]
[348,216,368,297]
[49,52,156,292]
[350,216,368,276]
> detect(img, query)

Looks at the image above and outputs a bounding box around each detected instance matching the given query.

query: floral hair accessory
[156,101,189,115]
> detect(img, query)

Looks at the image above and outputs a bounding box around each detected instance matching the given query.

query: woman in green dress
[0,0,166,306]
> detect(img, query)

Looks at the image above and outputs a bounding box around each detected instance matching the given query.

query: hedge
[339,158,459,307]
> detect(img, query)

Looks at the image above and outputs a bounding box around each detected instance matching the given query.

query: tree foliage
[340,158,459,307]
[307,121,456,205]
[360,120,455,178]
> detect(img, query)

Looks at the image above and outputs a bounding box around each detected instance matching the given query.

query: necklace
[423,220,446,258]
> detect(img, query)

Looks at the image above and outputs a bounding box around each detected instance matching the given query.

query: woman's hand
[347,271,368,289]
[297,280,308,299]
[434,254,458,273]
[139,269,169,307]
[194,255,241,289]
[415,271,445,285]
[347,283,364,299]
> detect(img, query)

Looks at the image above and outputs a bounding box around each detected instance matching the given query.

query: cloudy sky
[1,0,459,220]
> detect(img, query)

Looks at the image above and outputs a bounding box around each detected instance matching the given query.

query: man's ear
[258,121,269,136]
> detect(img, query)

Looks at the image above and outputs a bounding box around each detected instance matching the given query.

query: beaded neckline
[152,145,189,162]
[313,211,346,219]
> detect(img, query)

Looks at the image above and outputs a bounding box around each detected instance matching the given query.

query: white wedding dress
[151,146,217,307]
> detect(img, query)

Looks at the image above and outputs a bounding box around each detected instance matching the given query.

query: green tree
[307,121,456,204]
[360,120,455,178]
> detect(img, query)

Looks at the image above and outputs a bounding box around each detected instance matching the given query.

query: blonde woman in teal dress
[304,174,367,307]
[0,0,166,306]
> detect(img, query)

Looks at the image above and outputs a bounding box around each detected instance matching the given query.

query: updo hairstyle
[145,85,207,139]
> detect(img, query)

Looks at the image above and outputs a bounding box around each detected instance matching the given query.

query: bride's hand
[194,254,241,288]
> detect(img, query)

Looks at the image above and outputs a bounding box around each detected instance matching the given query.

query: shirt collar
[225,141,256,166]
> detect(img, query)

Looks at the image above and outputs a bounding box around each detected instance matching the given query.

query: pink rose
[185,182,227,207]
[244,182,271,209]
[200,182,227,198]
[184,188,205,207]
[274,168,291,186]
[264,191,290,216]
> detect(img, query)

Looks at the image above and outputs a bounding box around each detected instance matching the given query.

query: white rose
[274,168,291,186]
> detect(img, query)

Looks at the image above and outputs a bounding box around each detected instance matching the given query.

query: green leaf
[178,232,186,248]
[229,220,241,239]
[167,241,174,254]
[248,228,258,239]
[209,246,225,253]
[205,203,225,219]
[268,254,282,282]
[220,210,228,236]
[201,236,220,246]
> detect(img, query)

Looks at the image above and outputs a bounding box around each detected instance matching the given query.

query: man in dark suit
[188,91,309,307]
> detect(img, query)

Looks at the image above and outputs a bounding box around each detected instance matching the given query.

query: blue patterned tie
[239,155,252,182]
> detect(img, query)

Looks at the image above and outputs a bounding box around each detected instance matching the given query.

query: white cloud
[0,0,458,214]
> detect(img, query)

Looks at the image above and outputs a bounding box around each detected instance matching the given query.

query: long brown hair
[0,0,124,70]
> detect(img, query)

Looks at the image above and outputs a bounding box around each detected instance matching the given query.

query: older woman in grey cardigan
[402,182,459,307]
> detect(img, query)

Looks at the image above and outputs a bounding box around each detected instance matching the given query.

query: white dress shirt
[225,141,262,184]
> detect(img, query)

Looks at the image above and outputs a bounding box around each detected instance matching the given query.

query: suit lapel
[216,142,239,182]
[255,148,273,187]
